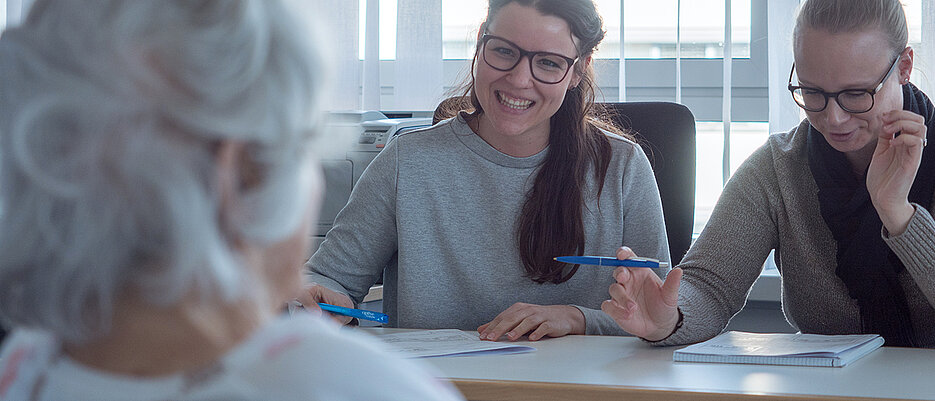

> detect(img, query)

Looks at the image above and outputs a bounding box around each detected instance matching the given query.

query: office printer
[314,111,433,250]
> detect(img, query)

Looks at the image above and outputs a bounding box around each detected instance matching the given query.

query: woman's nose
[505,57,535,87]
[824,98,851,125]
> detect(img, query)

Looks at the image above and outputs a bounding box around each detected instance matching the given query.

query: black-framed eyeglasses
[480,34,579,85]
[787,50,904,114]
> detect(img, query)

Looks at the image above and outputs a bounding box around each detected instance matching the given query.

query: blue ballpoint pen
[289,301,389,324]
[317,303,389,324]
[554,256,669,268]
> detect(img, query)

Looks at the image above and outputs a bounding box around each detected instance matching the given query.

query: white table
[363,328,935,401]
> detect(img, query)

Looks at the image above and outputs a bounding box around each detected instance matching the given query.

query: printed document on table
[374,329,536,358]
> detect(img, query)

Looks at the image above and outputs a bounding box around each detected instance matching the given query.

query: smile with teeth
[497,91,534,110]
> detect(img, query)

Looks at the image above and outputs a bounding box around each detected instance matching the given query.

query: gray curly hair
[0,0,327,343]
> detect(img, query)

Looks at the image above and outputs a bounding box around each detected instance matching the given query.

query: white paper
[373,329,536,358]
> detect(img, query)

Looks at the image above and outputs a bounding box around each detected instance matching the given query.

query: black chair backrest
[601,102,696,265]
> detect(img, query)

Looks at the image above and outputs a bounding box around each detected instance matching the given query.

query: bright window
[358,0,398,60]
[442,0,487,59]
[905,0,922,49]
[597,0,751,59]
[1,0,7,32]
[694,122,769,235]
[440,0,751,60]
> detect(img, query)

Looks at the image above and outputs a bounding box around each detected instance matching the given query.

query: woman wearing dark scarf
[602,0,935,348]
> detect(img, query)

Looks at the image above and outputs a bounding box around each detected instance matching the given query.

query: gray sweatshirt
[307,113,669,335]
[659,120,935,347]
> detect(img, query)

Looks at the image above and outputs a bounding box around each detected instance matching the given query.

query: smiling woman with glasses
[605,0,935,349]
[303,0,670,344]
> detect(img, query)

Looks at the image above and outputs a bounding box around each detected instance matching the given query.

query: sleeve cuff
[882,203,935,273]
[572,305,628,336]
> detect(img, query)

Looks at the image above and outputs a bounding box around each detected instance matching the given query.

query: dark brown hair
[442,0,627,284]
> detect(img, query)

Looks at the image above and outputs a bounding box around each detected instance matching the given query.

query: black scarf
[807,83,935,347]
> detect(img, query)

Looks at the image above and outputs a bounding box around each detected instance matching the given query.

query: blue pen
[554,256,669,268]
[317,303,389,324]
[289,301,389,324]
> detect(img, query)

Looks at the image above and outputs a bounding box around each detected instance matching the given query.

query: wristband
[640,307,683,343]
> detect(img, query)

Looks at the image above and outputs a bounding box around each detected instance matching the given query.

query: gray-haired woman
[0,1,462,399]
[605,0,935,348]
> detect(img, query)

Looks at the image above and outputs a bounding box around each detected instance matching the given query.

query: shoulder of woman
[389,116,465,152]
[762,120,812,164]
[599,129,641,154]
[723,122,814,193]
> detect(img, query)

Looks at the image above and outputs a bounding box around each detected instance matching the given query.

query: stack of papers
[374,329,535,358]
[673,331,884,367]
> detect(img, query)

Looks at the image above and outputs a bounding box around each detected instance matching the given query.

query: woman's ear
[899,47,914,84]
[569,55,592,89]
[476,22,488,41]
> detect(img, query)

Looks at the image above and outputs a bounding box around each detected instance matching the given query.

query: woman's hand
[601,247,682,341]
[294,284,355,325]
[477,303,586,342]
[867,110,927,236]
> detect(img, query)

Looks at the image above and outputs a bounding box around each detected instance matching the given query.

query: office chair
[601,102,696,265]
[432,98,696,265]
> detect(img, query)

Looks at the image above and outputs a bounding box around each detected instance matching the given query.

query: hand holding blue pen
[317,303,389,324]
[599,246,683,342]
[289,300,389,324]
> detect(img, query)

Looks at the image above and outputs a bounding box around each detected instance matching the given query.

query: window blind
[363,0,380,110]
[722,0,732,182]
[767,0,802,135]
[394,0,443,111]
[618,1,626,101]
[921,0,934,97]
[317,0,361,110]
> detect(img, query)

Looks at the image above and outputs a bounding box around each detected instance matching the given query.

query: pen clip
[629,257,660,263]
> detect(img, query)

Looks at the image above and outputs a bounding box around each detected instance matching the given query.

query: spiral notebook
[673,331,884,367]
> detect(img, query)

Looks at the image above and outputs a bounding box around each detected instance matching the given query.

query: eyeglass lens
[483,37,571,84]
[791,88,875,113]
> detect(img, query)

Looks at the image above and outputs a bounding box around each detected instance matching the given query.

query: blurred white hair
[0,0,329,343]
